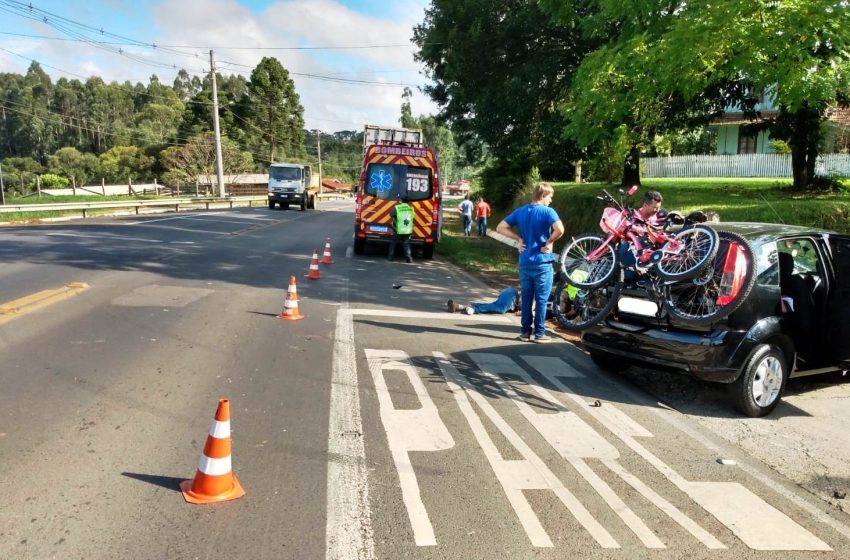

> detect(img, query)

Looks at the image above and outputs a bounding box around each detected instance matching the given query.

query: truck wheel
[308,195,316,209]
[300,198,306,211]
[423,242,435,259]
[728,343,788,417]
[354,237,366,255]
[268,201,275,209]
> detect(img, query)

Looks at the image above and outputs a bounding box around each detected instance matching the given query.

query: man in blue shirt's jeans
[496,183,564,343]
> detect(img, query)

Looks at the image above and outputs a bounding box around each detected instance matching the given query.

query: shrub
[39,174,70,188]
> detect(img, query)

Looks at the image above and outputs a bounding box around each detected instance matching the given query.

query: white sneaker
[465,306,474,315]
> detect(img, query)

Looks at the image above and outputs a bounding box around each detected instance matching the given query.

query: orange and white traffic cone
[277,275,304,320]
[180,399,245,504]
[306,249,321,279]
[321,238,334,265]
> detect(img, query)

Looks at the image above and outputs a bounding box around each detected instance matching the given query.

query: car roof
[711,222,835,245]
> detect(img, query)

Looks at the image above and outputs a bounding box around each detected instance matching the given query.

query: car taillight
[716,242,746,306]
[355,194,362,216]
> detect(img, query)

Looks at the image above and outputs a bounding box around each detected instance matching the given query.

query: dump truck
[267,163,319,211]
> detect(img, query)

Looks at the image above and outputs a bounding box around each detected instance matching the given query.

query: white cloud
[0,0,438,133]
[149,0,438,131]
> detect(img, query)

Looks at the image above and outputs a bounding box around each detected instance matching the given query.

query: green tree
[542,0,850,189]
[414,0,587,202]
[246,57,305,162]
[48,146,100,185]
[98,146,154,182]
[161,132,253,187]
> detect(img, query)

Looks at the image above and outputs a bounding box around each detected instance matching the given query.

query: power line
[0,30,432,50]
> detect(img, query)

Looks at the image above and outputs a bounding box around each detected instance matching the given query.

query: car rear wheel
[553,276,621,331]
[560,235,618,288]
[353,237,366,255]
[729,344,788,417]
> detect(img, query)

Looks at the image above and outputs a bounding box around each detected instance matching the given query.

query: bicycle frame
[586,190,685,276]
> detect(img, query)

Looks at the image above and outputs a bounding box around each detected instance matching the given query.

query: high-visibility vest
[395,203,414,235]
[566,269,589,300]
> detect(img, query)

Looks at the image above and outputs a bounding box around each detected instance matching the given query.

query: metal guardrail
[0,196,268,217]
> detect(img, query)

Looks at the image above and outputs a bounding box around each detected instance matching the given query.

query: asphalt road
[2,202,850,559]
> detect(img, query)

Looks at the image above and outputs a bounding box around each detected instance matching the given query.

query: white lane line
[348,309,512,323]
[531,359,828,551]
[326,309,375,560]
[470,353,663,549]
[365,350,455,546]
[45,231,156,243]
[434,352,619,549]
[124,223,227,235]
[613,378,850,544]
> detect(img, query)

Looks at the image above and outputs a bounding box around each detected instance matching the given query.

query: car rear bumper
[582,319,750,383]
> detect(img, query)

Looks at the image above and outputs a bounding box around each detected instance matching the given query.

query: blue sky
[0,0,436,131]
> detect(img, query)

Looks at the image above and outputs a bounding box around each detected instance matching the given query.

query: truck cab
[353,125,442,259]
[268,163,317,211]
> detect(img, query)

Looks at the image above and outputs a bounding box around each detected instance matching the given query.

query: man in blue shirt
[496,183,564,343]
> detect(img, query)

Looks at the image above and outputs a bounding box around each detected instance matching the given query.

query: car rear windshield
[364,164,432,201]
[270,166,301,181]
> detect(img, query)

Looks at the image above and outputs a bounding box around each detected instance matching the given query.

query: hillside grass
[440,177,850,277]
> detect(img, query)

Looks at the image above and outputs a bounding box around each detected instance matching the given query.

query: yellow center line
[0,282,90,323]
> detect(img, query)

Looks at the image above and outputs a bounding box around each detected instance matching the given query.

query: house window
[738,131,758,154]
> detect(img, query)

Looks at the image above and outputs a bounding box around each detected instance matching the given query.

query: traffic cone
[321,238,334,264]
[180,399,245,504]
[306,249,321,279]
[277,275,304,320]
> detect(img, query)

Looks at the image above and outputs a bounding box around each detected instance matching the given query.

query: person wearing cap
[388,195,414,263]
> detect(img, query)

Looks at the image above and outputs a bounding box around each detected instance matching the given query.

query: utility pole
[0,161,5,205]
[315,129,323,195]
[209,50,226,198]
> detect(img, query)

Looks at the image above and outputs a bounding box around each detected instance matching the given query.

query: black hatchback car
[581,223,850,417]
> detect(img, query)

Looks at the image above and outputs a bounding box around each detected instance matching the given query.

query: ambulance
[353,125,442,259]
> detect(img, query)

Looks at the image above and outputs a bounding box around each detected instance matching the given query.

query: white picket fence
[642,153,850,178]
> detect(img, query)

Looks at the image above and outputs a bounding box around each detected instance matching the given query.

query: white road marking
[470,353,663,549]
[124,222,226,235]
[684,481,831,551]
[434,352,619,549]
[348,309,512,322]
[45,231,155,243]
[326,309,375,560]
[611,376,850,544]
[365,350,455,546]
[528,358,828,551]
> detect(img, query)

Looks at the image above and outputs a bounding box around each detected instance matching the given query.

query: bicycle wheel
[656,225,719,281]
[663,231,756,326]
[553,276,621,331]
[560,235,618,288]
